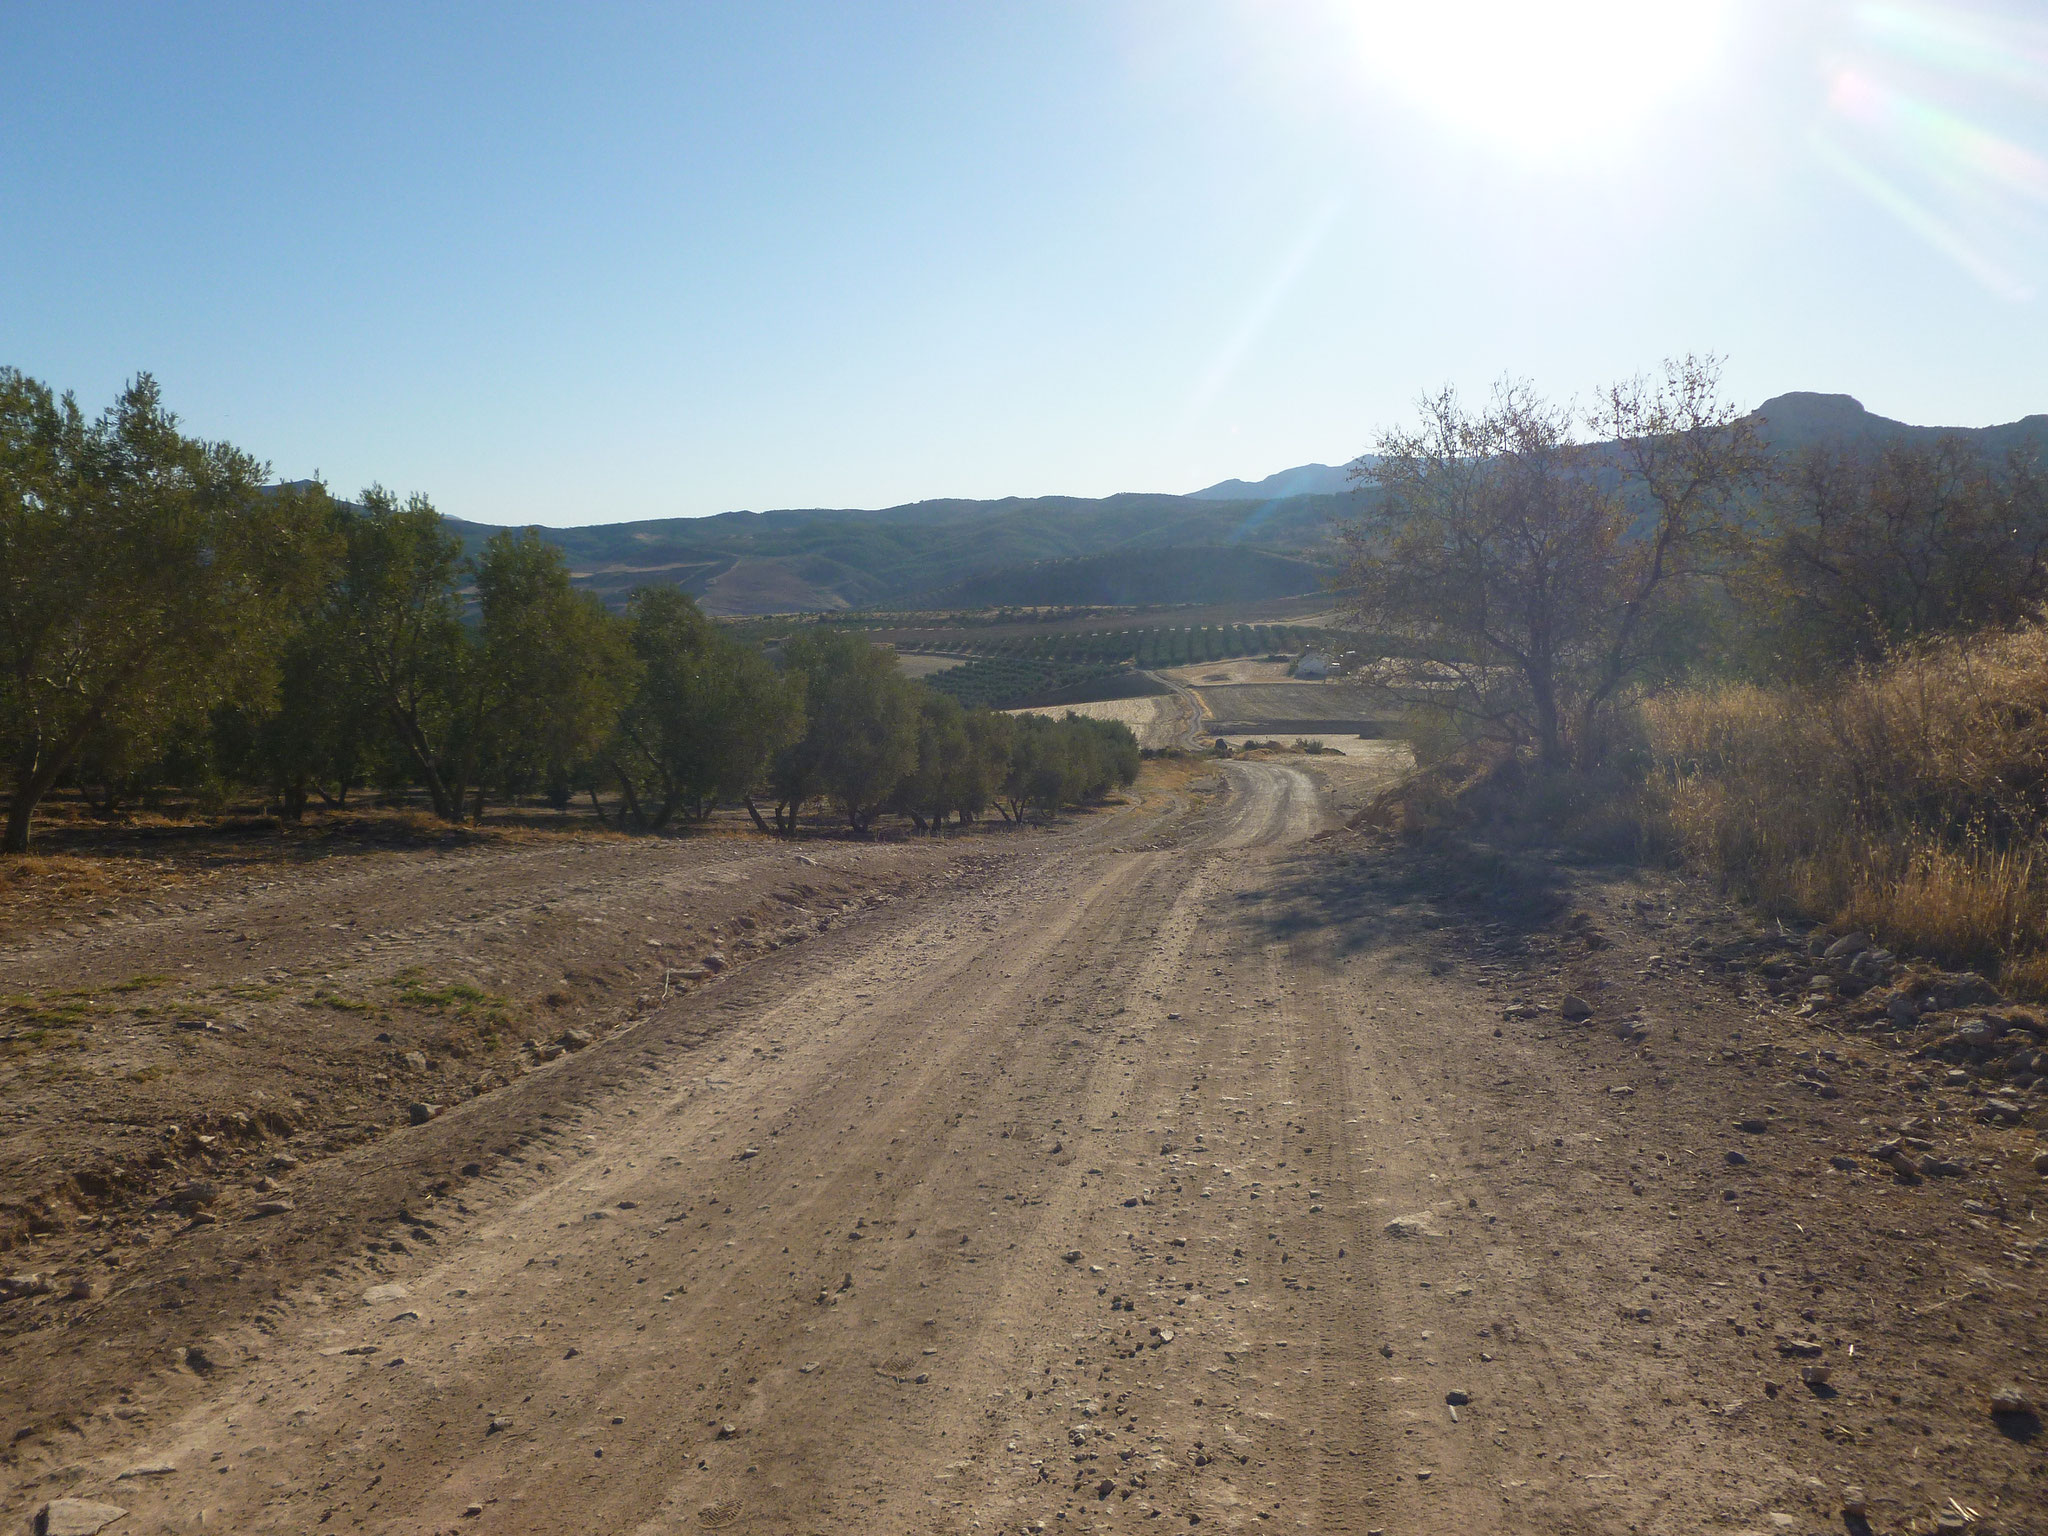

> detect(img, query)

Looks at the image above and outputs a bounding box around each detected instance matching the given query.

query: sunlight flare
[1338,0,1732,159]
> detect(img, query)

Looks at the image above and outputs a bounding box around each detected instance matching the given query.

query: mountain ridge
[306,391,2042,615]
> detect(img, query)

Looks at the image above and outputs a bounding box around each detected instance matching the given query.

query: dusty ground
[4,760,2045,1536]
[1005,698,1186,750]
[889,652,973,680]
[1211,736,1408,762]
[1192,683,1387,733]
[1158,661,1298,687]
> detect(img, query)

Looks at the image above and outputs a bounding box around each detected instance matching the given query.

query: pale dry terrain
[1006,696,1187,750]
[5,758,2045,1536]
[889,650,972,679]
[1214,736,1413,770]
[1159,659,1298,686]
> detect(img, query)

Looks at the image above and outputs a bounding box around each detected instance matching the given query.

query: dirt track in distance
[6,760,2045,1535]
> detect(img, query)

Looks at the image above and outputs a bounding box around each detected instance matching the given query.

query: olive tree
[0,371,330,851]
[611,586,802,829]
[768,630,918,834]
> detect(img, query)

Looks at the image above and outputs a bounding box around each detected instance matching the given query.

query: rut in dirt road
[17,759,2043,1536]
[18,763,1429,1535]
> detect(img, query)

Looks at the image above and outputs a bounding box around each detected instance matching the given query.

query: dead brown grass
[1645,613,2048,993]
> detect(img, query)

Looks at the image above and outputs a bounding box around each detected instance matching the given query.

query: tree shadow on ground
[1237,831,1584,960]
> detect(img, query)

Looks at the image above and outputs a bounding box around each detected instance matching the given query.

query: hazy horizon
[5,1,2046,527]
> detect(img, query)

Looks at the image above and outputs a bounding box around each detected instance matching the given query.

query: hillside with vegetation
[1344,357,2048,997]
[0,369,1142,851]
[414,390,2046,618]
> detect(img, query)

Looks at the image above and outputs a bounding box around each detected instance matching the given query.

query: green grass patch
[310,989,378,1013]
[391,969,511,1021]
[110,973,174,993]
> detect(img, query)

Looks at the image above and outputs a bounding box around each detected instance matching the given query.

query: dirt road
[9,763,2045,1535]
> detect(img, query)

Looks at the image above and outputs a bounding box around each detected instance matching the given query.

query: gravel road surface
[8,761,2043,1535]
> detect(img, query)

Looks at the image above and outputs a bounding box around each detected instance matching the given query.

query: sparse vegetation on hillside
[1647,615,2048,996]
[1342,357,2048,992]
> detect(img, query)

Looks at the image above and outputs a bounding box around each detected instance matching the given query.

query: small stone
[1841,1487,1867,1517]
[362,1283,410,1303]
[702,953,728,972]
[1991,1385,2034,1415]
[1978,1098,2024,1124]
[716,1422,738,1439]
[1800,1363,1831,1387]
[35,1499,128,1536]
[1724,1150,1748,1166]
[115,1463,175,1480]
[487,1415,513,1434]
[249,1199,294,1218]
[407,1103,439,1126]
[2034,1149,2048,1175]
[402,1051,428,1073]
[1445,1389,1471,1406]
[1559,995,1593,1021]
[558,1029,593,1051]
[464,1504,483,1518]
[1061,1250,1083,1263]
[1734,1118,1768,1134]
[736,1147,759,1161]
[1823,932,1870,961]
[462,1162,483,1177]
[1775,1338,1824,1358]
[1384,1213,1446,1239]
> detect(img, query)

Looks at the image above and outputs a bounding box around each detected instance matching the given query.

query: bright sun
[1340,0,1732,160]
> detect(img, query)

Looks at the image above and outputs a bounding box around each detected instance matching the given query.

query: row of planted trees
[0,370,1137,851]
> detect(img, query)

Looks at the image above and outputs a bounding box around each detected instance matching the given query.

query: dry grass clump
[1645,615,2048,991]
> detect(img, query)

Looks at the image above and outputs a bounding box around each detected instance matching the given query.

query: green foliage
[1000,712,1140,821]
[330,485,472,818]
[772,630,921,833]
[926,655,1131,710]
[612,586,803,827]
[0,370,334,849]
[469,530,635,816]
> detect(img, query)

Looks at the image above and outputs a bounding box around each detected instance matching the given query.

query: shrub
[1644,612,2048,991]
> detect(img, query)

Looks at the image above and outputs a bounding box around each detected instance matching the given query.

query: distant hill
[909,546,1332,609]
[438,490,1358,616]
[303,391,2040,617]
[1748,391,2048,459]
[1189,462,1360,500]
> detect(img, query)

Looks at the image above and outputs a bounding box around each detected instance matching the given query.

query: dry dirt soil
[1004,699,1187,752]
[4,762,2045,1536]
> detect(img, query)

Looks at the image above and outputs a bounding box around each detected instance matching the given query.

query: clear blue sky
[4,1,2044,526]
